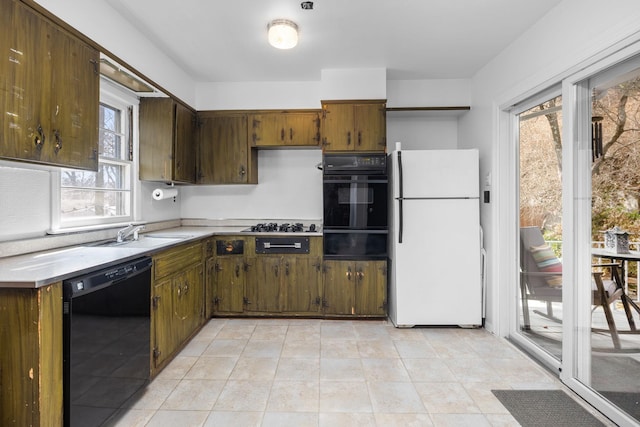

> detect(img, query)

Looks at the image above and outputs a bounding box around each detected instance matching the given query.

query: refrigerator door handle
[397,151,404,244]
[398,198,403,243]
[397,151,404,199]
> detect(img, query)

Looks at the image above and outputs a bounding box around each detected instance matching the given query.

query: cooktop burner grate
[242,222,317,233]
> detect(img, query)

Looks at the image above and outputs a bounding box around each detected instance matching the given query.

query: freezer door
[390,198,482,326]
[392,149,479,199]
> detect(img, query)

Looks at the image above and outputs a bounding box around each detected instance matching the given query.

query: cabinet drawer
[154,243,203,279]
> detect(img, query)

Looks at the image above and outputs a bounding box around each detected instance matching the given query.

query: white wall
[387,115,459,151]
[460,0,640,334]
[180,150,323,220]
[0,164,51,241]
[196,81,321,110]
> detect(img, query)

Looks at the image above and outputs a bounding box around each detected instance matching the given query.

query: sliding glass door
[583,59,640,424]
[514,91,564,362]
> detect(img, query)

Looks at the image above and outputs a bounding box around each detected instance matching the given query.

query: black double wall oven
[323,153,388,259]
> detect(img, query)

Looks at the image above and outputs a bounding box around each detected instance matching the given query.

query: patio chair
[520,226,623,348]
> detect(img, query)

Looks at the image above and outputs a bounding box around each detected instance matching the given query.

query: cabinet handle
[281,128,285,141]
[239,166,246,176]
[34,124,45,150]
[285,262,290,276]
[274,264,279,277]
[235,264,240,277]
[215,263,222,272]
[357,131,361,146]
[356,269,364,282]
[89,58,99,74]
[183,283,189,294]
[347,131,351,146]
[289,127,293,141]
[177,286,181,297]
[53,130,62,154]
[346,266,352,281]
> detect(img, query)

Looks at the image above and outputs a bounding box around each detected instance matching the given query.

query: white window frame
[50,79,141,232]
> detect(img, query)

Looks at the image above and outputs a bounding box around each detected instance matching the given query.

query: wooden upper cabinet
[197,112,258,184]
[250,110,321,147]
[321,100,387,152]
[174,103,197,183]
[139,98,196,183]
[0,0,99,170]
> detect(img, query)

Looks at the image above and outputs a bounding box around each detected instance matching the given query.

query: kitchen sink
[86,235,189,248]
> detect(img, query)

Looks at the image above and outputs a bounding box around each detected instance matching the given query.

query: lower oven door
[323,230,388,260]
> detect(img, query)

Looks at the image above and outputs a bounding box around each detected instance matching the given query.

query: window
[54,85,137,230]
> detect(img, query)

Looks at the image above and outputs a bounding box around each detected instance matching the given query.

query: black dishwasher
[63,257,152,427]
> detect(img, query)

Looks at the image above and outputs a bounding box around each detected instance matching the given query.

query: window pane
[61,189,130,220]
[99,128,122,159]
[61,164,128,190]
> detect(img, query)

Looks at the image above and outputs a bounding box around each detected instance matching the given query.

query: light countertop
[0,225,322,289]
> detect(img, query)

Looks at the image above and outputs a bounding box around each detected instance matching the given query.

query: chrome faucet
[116,224,145,243]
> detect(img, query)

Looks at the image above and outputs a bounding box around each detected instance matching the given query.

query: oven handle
[262,242,302,249]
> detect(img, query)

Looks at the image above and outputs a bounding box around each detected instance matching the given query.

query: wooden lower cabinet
[323,260,387,317]
[151,242,204,375]
[152,277,177,371]
[207,236,323,317]
[209,255,246,315]
[244,254,323,314]
[245,256,282,313]
[281,256,323,313]
[0,283,63,427]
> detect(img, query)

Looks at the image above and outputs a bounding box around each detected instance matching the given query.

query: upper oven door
[323,174,388,229]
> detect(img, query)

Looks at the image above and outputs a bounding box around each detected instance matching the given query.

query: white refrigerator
[388,148,483,327]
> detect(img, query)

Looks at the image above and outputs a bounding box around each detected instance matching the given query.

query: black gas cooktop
[242,222,318,233]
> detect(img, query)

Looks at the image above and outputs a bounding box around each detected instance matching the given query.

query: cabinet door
[198,114,256,184]
[251,112,320,147]
[322,103,355,151]
[322,260,355,315]
[212,257,245,314]
[152,277,177,371]
[205,257,215,318]
[140,98,174,181]
[173,103,196,183]
[183,263,204,337]
[354,260,387,316]
[354,103,386,152]
[281,256,322,313]
[0,0,52,164]
[286,112,320,146]
[249,113,282,147]
[245,256,281,312]
[49,24,99,170]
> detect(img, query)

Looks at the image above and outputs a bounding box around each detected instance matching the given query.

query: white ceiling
[106,0,561,83]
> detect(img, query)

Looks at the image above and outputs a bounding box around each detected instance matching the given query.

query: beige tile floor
[110,318,611,427]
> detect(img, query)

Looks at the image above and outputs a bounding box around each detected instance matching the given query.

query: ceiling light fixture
[267,19,299,49]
